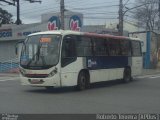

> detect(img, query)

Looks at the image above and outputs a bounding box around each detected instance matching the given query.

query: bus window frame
[131,40,142,57]
[61,35,77,67]
[76,36,93,57]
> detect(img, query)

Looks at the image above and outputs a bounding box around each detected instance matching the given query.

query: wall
[0,40,18,61]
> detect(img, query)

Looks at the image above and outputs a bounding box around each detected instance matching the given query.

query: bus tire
[77,71,89,90]
[123,67,131,83]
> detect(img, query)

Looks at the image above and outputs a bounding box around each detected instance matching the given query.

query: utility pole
[1,0,22,25]
[15,0,21,25]
[60,0,65,30]
[0,0,41,25]
[15,0,41,25]
[158,0,160,30]
[119,0,123,36]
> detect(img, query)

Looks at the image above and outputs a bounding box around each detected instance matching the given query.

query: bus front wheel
[123,67,131,83]
[77,71,89,90]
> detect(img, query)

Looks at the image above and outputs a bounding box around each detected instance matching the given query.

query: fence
[0,58,19,73]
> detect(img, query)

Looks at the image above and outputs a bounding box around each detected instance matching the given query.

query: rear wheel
[123,67,131,83]
[77,71,89,90]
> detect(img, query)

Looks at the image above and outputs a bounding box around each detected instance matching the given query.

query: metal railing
[0,58,19,73]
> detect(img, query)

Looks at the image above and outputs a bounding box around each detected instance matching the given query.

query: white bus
[18,30,142,90]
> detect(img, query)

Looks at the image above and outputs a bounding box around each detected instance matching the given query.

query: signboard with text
[0,29,12,38]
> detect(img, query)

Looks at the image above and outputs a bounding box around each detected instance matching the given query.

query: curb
[142,69,160,75]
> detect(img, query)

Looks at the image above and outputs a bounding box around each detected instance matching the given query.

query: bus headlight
[19,68,26,76]
[48,67,58,77]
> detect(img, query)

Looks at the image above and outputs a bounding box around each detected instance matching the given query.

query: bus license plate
[29,79,44,84]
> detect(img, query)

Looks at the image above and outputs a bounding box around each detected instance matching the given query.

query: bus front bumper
[20,75,61,87]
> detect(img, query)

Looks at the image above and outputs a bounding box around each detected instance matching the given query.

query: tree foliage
[0,7,13,26]
[134,0,159,30]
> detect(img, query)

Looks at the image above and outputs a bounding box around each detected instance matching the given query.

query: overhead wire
[67,4,119,10]
[0,0,126,23]
[66,0,119,7]
[22,1,119,19]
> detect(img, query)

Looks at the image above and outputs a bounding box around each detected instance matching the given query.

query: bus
[17,30,142,90]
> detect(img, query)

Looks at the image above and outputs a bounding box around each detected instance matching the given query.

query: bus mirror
[15,41,24,55]
[15,46,18,55]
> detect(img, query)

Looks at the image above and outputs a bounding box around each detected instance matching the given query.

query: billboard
[41,11,83,31]
[48,16,61,30]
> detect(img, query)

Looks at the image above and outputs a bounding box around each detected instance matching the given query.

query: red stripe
[84,32,128,40]
[25,74,48,77]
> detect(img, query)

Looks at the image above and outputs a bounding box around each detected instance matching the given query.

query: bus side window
[76,36,92,57]
[120,40,131,56]
[92,38,108,56]
[109,39,122,56]
[61,35,77,67]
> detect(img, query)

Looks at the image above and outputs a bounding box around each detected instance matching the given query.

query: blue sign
[17,31,41,37]
[0,29,12,38]
[48,16,60,30]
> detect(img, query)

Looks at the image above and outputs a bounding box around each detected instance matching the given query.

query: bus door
[60,35,78,86]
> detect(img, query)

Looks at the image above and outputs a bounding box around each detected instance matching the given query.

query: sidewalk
[142,68,160,75]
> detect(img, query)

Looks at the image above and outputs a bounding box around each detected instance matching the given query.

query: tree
[134,0,159,31]
[0,7,13,26]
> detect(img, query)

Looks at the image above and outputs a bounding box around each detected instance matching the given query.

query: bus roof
[129,37,141,41]
[28,30,82,36]
[28,30,140,41]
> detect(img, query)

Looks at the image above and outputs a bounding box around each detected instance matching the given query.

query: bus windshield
[20,34,61,69]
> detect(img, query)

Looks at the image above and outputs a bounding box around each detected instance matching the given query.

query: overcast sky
[0,0,136,25]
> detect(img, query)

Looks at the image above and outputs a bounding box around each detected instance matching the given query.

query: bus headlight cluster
[48,67,58,77]
[19,68,26,76]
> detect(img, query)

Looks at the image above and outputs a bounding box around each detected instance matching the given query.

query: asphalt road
[0,74,160,114]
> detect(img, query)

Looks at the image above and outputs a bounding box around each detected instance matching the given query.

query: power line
[69,4,119,10]
[124,20,139,27]
[66,0,119,8]
[20,6,59,15]
[82,12,118,15]
[0,0,127,25]
[83,17,118,19]
[24,0,41,3]
[0,0,42,25]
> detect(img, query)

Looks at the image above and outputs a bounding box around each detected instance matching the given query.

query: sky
[0,0,136,25]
